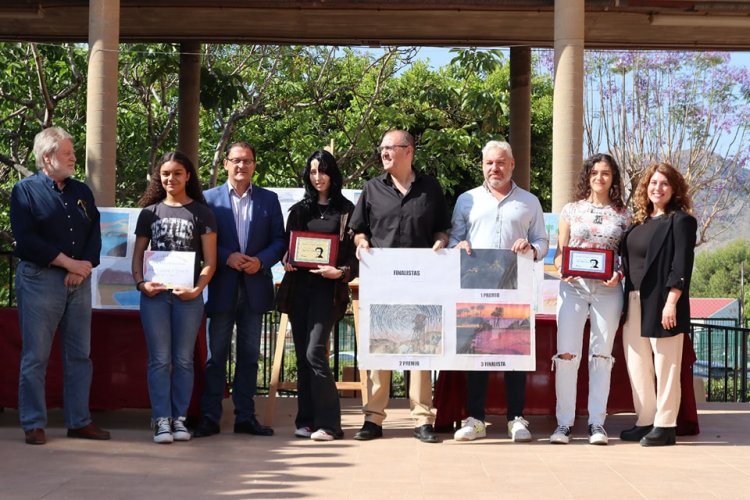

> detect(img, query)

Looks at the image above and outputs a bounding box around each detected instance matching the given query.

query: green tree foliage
[0,43,556,252]
[692,239,750,323]
[0,42,87,248]
[117,44,182,203]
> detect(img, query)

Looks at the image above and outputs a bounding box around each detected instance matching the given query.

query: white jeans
[554,278,623,427]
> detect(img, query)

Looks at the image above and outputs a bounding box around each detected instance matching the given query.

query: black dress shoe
[353,421,383,441]
[234,416,274,436]
[619,425,653,442]
[192,418,221,438]
[413,424,439,443]
[640,426,676,447]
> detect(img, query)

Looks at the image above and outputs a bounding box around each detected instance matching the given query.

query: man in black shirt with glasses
[349,129,451,443]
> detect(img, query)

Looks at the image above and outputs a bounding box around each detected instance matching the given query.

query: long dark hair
[138,151,206,207]
[574,153,625,210]
[297,150,346,211]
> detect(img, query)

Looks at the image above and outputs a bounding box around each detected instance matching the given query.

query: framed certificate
[289,231,339,269]
[561,247,614,279]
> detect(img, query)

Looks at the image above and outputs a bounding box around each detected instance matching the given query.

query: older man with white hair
[11,127,110,445]
[449,140,548,443]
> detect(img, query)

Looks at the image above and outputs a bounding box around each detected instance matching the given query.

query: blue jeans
[201,284,263,423]
[139,291,204,420]
[16,261,93,431]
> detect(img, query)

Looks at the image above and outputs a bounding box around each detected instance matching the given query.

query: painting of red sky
[455,302,531,356]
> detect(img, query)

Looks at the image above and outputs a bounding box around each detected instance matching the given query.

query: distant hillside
[700,201,750,253]
[668,149,749,253]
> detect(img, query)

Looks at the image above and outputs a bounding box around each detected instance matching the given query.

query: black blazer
[621,210,697,338]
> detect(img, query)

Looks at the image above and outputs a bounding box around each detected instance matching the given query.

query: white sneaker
[550,425,572,444]
[507,416,532,442]
[294,426,313,438]
[453,417,486,441]
[310,429,335,441]
[588,424,608,445]
[153,417,173,444]
[172,416,191,441]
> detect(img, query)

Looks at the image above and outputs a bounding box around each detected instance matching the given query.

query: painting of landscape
[460,249,518,290]
[100,211,130,258]
[94,259,140,308]
[369,304,443,355]
[455,302,531,355]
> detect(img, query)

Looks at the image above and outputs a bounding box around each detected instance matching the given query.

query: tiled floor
[2,399,749,499]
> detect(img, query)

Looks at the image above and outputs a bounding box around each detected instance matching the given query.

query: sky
[414,46,750,70]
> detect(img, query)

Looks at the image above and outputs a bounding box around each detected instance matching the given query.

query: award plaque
[289,231,339,269]
[561,247,614,279]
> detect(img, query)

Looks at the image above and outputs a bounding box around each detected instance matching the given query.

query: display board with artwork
[358,248,539,371]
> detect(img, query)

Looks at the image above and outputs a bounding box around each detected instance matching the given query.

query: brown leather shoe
[25,428,46,445]
[67,422,111,440]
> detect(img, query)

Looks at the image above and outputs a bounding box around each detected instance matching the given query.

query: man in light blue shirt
[449,140,548,443]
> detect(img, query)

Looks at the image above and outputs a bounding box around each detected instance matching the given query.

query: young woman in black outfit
[277,150,357,441]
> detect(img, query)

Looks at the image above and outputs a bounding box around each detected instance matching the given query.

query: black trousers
[466,371,526,421]
[289,273,342,433]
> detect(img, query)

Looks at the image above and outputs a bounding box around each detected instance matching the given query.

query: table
[0,307,206,414]
[433,314,700,435]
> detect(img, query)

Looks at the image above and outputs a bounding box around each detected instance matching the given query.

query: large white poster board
[358,248,538,371]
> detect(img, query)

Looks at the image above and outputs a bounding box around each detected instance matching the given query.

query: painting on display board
[358,248,539,371]
[538,213,561,315]
[92,208,141,309]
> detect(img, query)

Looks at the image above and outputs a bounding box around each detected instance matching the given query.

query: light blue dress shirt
[448,181,549,259]
[228,181,253,253]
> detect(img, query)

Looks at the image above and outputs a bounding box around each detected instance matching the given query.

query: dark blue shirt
[10,171,101,267]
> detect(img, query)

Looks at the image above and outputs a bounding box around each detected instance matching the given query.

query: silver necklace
[316,203,330,219]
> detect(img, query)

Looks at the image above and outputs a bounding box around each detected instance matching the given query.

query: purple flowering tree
[583,50,750,245]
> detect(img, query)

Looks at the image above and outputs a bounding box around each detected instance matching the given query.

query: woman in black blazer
[619,162,696,446]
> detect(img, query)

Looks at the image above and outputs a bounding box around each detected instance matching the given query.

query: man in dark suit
[193,141,286,438]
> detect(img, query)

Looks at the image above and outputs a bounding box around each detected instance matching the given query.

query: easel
[264,282,368,426]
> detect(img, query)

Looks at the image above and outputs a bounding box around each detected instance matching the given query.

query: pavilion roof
[2,1,750,49]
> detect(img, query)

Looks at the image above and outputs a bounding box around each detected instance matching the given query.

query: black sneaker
[153,417,173,444]
[550,425,572,444]
[588,424,608,445]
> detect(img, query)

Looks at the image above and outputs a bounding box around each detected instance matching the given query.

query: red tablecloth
[433,314,699,435]
[0,307,207,415]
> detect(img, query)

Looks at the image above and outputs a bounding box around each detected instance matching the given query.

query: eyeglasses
[226,158,256,166]
[377,145,410,154]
